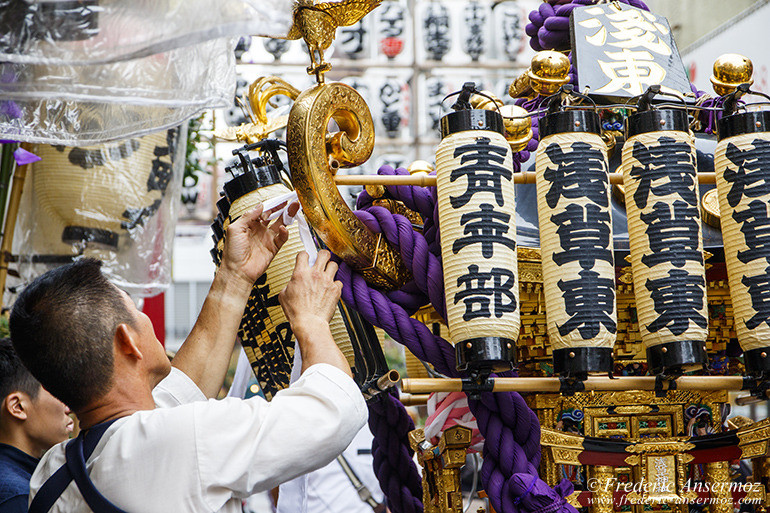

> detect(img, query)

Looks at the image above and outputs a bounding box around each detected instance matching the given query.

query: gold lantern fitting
[471,92,533,153]
[528,51,571,96]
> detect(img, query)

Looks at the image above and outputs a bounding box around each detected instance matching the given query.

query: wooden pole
[400,375,747,394]
[334,172,717,188]
[0,143,32,310]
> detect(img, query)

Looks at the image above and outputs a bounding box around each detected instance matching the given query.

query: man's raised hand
[220,201,300,286]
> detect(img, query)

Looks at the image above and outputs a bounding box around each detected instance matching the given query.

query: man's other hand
[279,250,342,333]
[221,201,300,286]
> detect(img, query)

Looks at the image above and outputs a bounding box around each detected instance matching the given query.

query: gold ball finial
[499,105,533,152]
[407,160,435,175]
[710,53,753,96]
[528,51,570,96]
[470,91,504,111]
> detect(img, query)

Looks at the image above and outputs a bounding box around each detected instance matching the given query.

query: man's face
[117,288,171,384]
[24,387,73,456]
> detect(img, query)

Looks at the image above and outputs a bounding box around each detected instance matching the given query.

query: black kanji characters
[557,269,617,338]
[450,137,512,208]
[453,204,515,258]
[455,264,517,320]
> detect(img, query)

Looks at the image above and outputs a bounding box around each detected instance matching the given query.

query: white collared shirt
[30,364,368,512]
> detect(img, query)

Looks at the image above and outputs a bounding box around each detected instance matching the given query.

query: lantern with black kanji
[220,145,358,399]
[435,85,519,374]
[535,109,616,378]
[714,110,770,376]
[621,109,708,374]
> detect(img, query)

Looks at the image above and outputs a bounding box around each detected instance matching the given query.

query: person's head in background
[0,338,73,458]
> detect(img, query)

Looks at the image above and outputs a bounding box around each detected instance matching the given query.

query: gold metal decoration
[710,53,754,96]
[470,92,533,152]
[408,160,435,175]
[701,188,721,229]
[409,426,472,513]
[287,81,410,289]
[215,76,300,143]
[528,51,571,96]
[285,0,382,82]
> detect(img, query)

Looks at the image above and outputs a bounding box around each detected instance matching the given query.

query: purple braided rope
[526,0,648,52]
[368,390,423,513]
[339,212,577,513]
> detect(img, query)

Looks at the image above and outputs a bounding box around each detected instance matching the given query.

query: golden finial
[499,105,532,152]
[528,51,571,96]
[407,160,435,175]
[470,91,503,111]
[710,53,754,96]
[284,0,383,83]
[213,76,300,143]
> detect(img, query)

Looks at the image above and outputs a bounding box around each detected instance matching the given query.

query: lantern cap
[625,108,689,138]
[440,109,505,138]
[553,347,613,379]
[646,341,707,376]
[211,217,224,241]
[539,110,601,138]
[717,110,770,140]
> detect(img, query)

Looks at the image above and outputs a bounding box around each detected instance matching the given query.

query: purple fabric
[12,147,40,166]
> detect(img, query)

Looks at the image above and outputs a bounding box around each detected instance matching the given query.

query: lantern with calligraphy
[621,108,708,375]
[714,109,770,376]
[435,84,519,374]
[219,143,389,397]
[535,109,616,377]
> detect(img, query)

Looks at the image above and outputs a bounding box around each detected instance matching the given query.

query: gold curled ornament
[214,76,300,143]
[287,82,410,289]
[711,53,754,96]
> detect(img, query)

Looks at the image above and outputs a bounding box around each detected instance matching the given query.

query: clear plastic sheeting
[0,39,235,145]
[11,126,185,297]
[0,0,295,145]
[0,0,294,65]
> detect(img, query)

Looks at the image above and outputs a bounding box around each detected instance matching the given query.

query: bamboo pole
[0,142,18,230]
[399,393,430,406]
[0,143,32,309]
[334,172,717,188]
[400,375,748,394]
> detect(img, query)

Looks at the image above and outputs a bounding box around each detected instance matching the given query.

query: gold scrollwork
[287,82,410,289]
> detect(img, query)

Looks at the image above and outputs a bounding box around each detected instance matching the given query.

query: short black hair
[9,258,133,411]
[0,338,40,402]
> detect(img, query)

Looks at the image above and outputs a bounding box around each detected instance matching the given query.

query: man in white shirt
[9,203,368,512]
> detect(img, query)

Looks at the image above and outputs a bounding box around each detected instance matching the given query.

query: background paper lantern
[714,110,770,376]
[535,110,616,377]
[423,1,451,62]
[435,99,519,374]
[622,109,708,374]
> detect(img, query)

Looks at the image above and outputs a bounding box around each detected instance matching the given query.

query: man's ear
[2,392,28,421]
[115,323,143,361]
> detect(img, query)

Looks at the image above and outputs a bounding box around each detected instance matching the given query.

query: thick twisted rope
[368,389,423,513]
[339,168,577,512]
[526,0,649,53]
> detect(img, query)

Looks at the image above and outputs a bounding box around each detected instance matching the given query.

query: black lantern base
[455,337,515,375]
[744,348,770,376]
[62,226,118,249]
[553,347,613,379]
[646,341,707,376]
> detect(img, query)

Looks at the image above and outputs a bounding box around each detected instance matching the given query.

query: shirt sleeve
[1,494,29,513]
[152,367,207,408]
[193,363,368,510]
